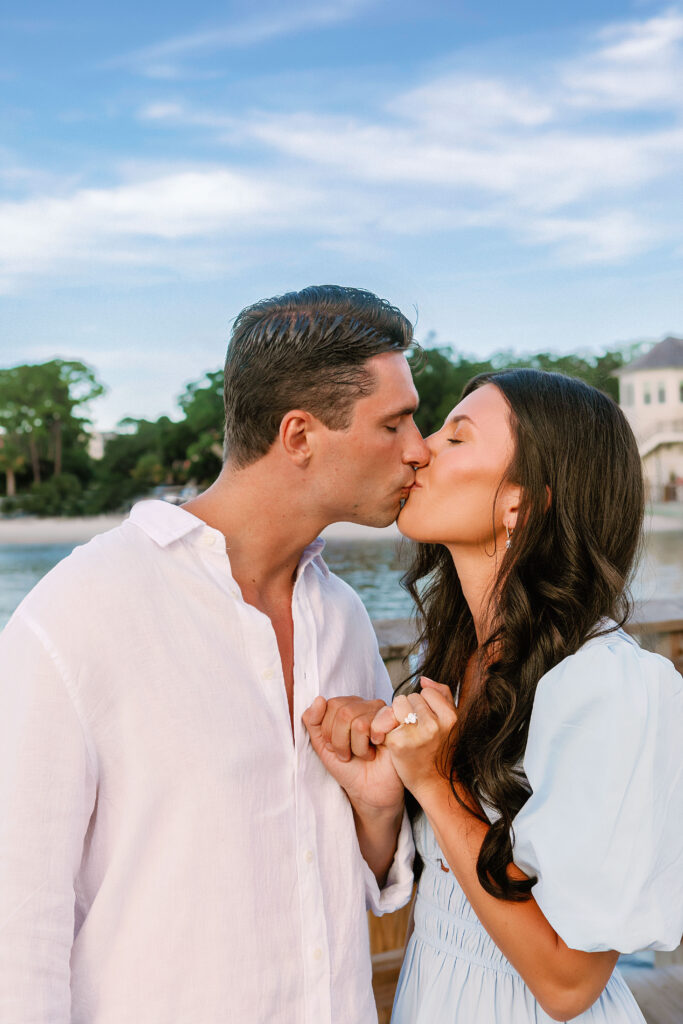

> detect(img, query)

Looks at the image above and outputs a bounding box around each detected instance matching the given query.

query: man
[0,285,429,1023]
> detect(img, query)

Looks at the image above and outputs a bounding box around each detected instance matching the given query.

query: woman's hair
[403,368,645,900]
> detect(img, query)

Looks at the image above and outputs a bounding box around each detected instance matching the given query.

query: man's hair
[223,284,414,467]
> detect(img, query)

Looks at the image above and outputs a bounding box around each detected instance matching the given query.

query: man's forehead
[364,351,414,390]
[359,353,419,414]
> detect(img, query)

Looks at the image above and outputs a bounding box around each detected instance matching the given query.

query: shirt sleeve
[511,634,683,954]
[0,612,97,1023]
[363,648,415,916]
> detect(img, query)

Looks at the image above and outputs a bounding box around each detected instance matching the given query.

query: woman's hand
[379,678,458,801]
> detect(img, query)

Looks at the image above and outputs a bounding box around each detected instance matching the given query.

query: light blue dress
[392,630,683,1023]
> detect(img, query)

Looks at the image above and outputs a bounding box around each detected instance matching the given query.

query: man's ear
[279,410,315,466]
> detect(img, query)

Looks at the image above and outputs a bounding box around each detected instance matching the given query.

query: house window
[622,383,634,406]
[643,385,651,405]
[658,383,666,403]
[680,381,683,403]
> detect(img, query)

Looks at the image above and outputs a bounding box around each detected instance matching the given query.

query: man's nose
[404,423,430,468]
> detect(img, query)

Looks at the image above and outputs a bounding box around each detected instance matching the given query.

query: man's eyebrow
[386,403,419,419]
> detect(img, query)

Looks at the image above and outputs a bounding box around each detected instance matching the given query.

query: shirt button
[262,668,274,680]
[313,947,322,961]
[304,849,314,863]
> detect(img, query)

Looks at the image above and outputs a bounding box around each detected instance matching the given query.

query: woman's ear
[502,483,522,533]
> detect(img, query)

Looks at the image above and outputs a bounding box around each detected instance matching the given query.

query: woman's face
[398,383,519,548]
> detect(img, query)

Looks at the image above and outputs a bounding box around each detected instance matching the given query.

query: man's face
[316,351,429,527]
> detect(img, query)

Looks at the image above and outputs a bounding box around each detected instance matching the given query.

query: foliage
[0,340,649,515]
[0,360,104,495]
[410,337,644,435]
[19,474,85,517]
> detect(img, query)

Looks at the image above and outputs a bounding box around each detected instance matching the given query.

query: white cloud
[521,210,659,264]
[5,4,683,290]
[391,75,555,133]
[109,0,374,77]
[562,8,683,110]
[0,169,321,289]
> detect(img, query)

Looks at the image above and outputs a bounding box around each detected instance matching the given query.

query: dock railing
[369,599,683,1022]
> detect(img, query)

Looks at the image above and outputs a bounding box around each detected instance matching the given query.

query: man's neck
[182,461,327,605]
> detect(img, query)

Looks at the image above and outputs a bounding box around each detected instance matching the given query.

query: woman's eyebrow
[447,414,475,426]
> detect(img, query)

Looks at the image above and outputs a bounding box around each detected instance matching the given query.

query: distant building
[617,336,683,501]
[87,430,118,461]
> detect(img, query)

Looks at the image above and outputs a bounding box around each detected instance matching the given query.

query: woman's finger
[420,686,458,729]
[420,676,455,702]
[391,691,436,730]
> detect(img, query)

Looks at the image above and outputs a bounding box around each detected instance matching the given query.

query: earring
[505,524,513,550]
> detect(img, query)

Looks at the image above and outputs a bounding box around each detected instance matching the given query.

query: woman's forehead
[445,382,509,425]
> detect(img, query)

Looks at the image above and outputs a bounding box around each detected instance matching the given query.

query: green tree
[0,360,104,494]
[177,370,224,484]
[0,434,26,498]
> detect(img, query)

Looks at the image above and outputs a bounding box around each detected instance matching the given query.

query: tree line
[0,341,642,517]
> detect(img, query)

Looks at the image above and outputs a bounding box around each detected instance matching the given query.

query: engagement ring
[403,712,418,725]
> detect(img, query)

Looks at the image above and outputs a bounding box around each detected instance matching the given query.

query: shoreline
[0,513,402,546]
[0,511,681,546]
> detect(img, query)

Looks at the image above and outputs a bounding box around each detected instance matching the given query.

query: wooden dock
[370,601,683,1023]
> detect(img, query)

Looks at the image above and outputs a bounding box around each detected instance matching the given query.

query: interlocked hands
[302,679,458,809]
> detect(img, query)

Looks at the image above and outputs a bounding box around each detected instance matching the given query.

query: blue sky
[1,0,682,430]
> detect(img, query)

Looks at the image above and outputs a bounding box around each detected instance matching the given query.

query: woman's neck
[445,542,503,645]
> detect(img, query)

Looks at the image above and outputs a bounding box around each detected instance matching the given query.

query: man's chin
[351,503,401,530]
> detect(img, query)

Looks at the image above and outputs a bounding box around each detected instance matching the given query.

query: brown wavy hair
[402,369,644,900]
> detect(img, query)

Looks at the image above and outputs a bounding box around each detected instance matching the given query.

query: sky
[1,0,682,430]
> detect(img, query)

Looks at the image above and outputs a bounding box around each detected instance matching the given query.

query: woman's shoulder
[513,624,683,953]
[535,624,682,714]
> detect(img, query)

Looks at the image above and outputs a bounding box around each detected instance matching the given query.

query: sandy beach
[0,506,681,546]
[0,511,401,546]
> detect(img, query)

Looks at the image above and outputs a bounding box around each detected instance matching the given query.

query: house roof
[620,336,683,373]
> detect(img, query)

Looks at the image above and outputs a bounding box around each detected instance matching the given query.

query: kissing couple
[1,285,681,1023]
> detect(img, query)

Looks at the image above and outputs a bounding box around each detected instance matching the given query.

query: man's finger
[370,703,399,745]
[349,717,374,761]
[302,696,328,752]
[330,705,354,762]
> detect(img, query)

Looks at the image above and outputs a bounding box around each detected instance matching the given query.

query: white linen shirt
[0,500,414,1024]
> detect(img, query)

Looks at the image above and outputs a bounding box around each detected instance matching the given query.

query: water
[1,530,682,630]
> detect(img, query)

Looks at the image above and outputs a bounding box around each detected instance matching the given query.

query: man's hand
[303,695,407,886]
[316,696,384,762]
[302,696,404,814]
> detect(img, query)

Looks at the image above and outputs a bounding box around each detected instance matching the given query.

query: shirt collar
[298,537,329,578]
[128,500,210,547]
[128,499,330,577]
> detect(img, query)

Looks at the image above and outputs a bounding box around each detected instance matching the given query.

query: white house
[617,336,683,500]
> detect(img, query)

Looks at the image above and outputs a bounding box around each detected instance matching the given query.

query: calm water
[1,531,682,630]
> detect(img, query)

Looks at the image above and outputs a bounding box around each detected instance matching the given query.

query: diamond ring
[402,712,418,726]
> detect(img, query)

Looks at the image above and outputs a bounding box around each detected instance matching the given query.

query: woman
[375,370,683,1022]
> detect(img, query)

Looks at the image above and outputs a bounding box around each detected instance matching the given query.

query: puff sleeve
[511,631,683,954]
